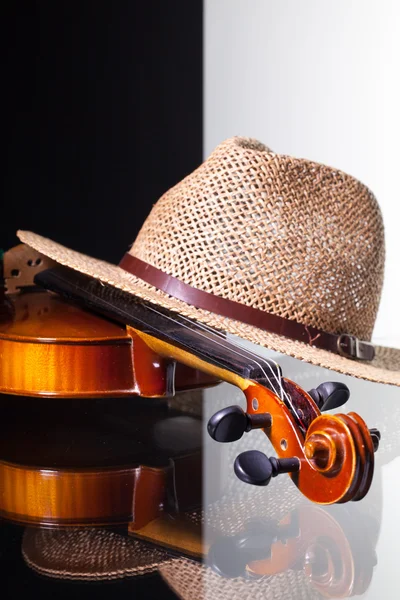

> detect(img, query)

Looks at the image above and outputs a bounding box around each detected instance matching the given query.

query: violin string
[179,316,286,400]
[141,300,293,410]
[169,309,292,409]
[142,300,283,398]
[175,311,294,413]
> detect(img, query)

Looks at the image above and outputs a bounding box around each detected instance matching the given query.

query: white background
[204,2,400,598]
[205,0,400,348]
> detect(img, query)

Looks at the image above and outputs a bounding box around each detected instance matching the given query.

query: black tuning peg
[234,450,300,486]
[307,381,350,412]
[208,515,300,578]
[207,525,276,578]
[207,405,272,443]
[369,428,381,452]
[207,536,250,578]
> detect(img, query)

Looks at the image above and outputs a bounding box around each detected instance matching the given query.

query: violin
[0,244,219,398]
[31,262,380,506]
[0,397,204,528]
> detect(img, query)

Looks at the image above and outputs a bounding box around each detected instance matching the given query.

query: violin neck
[34,266,281,391]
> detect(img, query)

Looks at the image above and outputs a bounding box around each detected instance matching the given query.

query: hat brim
[22,527,169,581]
[17,230,400,387]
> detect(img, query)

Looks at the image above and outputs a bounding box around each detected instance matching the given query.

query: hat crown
[131,137,385,341]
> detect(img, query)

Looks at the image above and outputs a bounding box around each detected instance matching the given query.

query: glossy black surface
[0,395,194,599]
[0,397,202,468]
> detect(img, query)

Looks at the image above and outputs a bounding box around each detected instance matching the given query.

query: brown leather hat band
[119,253,375,362]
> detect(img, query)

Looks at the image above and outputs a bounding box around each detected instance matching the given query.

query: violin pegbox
[207,376,380,505]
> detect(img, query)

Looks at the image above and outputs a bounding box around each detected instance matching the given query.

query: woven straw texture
[21,527,169,581]
[17,136,400,385]
[159,559,323,600]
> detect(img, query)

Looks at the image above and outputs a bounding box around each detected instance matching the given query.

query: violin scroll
[208,379,380,504]
[303,411,376,502]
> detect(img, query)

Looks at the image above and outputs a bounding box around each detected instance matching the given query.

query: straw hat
[17,136,400,385]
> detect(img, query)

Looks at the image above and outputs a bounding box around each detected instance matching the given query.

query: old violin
[31,262,381,505]
[0,244,218,398]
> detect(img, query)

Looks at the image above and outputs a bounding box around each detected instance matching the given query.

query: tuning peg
[207,405,272,443]
[208,516,300,578]
[307,381,350,412]
[207,526,276,578]
[207,536,249,578]
[369,428,381,452]
[234,450,300,486]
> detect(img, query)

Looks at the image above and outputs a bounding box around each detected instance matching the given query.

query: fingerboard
[34,266,282,394]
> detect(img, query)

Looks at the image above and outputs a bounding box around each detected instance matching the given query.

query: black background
[1,1,202,598]
[2,0,203,263]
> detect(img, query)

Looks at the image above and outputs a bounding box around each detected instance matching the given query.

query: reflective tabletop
[0,343,399,599]
[196,346,400,600]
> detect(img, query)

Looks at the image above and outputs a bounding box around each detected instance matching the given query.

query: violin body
[0,289,219,397]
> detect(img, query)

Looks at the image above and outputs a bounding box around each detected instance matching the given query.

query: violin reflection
[155,483,382,600]
[9,497,378,600]
[206,503,378,598]
[0,396,205,528]
[0,393,384,599]
[0,392,380,598]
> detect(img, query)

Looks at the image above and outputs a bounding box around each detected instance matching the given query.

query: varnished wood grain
[0,290,219,397]
[0,460,140,525]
